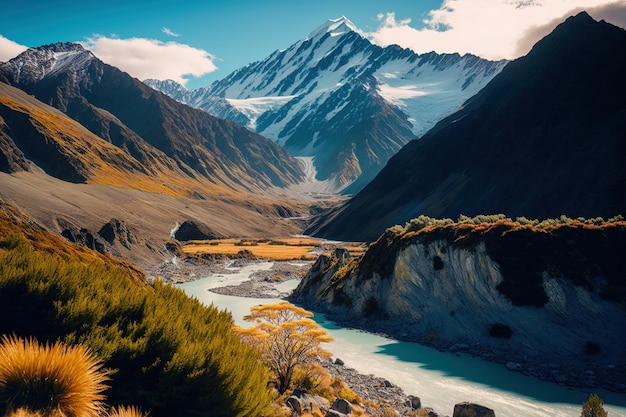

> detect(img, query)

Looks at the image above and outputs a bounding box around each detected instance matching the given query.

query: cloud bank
[81,36,218,86]
[369,0,626,60]
[0,35,28,62]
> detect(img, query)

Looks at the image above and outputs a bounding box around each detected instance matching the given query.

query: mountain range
[146,17,507,193]
[308,12,626,242]
[0,42,305,195]
[1,12,624,261]
[0,42,311,266]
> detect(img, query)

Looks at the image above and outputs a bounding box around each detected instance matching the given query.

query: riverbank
[292,298,626,396]
[151,256,626,416]
[148,257,430,414]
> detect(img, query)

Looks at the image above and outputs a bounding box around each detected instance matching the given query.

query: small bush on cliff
[581,393,608,417]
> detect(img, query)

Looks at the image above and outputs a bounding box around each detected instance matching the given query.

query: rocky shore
[147,256,623,415]
[147,257,440,414]
[294,308,626,395]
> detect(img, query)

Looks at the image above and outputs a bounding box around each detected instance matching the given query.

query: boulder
[421,407,443,417]
[286,390,329,415]
[286,396,303,415]
[334,357,345,366]
[330,398,352,415]
[453,402,496,417]
[406,395,421,409]
[325,410,347,417]
[173,220,223,241]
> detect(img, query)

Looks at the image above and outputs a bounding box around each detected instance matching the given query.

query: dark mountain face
[0,42,305,192]
[309,12,626,242]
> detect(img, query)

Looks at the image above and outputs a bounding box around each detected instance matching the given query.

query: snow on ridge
[226,96,295,130]
[377,84,429,103]
[49,50,92,77]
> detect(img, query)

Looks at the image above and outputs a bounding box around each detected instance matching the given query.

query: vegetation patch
[184,237,365,261]
[0,205,272,417]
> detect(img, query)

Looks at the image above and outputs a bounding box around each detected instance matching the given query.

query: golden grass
[107,405,148,417]
[183,238,367,261]
[0,335,109,417]
[184,238,321,260]
[0,94,236,199]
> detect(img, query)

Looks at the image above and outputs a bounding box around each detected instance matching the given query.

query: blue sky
[2,0,625,89]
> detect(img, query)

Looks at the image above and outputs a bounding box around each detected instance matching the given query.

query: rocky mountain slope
[0,42,305,194]
[146,17,506,193]
[291,216,626,392]
[0,43,314,266]
[307,12,626,242]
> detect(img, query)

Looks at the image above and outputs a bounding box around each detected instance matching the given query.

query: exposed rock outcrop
[173,220,224,241]
[292,221,626,392]
[61,226,106,254]
[98,218,136,249]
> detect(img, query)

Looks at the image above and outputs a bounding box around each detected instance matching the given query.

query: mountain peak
[309,16,360,39]
[4,42,94,85]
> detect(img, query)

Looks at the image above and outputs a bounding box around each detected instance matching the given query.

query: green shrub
[0,231,271,417]
[581,393,608,417]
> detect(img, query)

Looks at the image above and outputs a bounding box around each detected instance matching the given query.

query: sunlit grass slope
[0,83,236,198]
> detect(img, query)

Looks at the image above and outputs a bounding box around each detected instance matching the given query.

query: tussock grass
[108,405,148,417]
[0,335,109,417]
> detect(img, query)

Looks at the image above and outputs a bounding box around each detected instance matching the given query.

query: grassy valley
[183,237,366,261]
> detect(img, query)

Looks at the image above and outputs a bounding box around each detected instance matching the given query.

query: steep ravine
[291,221,626,392]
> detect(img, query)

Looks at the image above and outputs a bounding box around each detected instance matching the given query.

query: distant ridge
[308,12,626,241]
[0,42,305,195]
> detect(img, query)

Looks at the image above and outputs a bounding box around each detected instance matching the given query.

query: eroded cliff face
[292,222,626,385]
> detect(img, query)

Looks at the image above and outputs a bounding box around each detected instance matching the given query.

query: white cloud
[161,27,180,37]
[81,35,218,85]
[0,35,28,62]
[369,0,626,60]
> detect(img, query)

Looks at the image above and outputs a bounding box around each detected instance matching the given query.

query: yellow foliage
[236,303,333,394]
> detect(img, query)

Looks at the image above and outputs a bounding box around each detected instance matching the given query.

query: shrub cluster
[397,214,625,234]
[0,224,271,417]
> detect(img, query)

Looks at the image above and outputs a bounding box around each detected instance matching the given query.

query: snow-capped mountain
[146,17,507,193]
[1,42,95,87]
[307,12,626,242]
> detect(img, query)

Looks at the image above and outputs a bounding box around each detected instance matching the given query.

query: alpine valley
[1,10,625,417]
